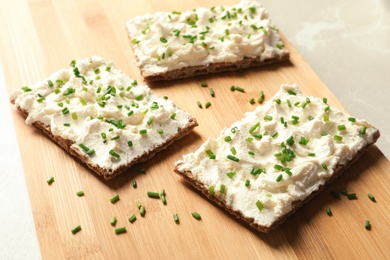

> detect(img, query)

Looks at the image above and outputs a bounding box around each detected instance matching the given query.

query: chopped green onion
[245,179,250,187]
[128,214,137,223]
[287,90,297,95]
[245,137,254,142]
[235,86,245,92]
[337,125,346,131]
[22,86,32,92]
[71,225,82,234]
[47,80,54,87]
[341,189,348,196]
[140,205,146,217]
[256,200,264,211]
[147,118,153,125]
[258,91,265,104]
[227,171,236,178]
[135,94,144,101]
[224,136,232,142]
[63,123,70,127]
[249,122,260,133]
[365,220,371,230]
[160,37,168,43]
[347,193,357,200]
[321,164,328,171]
[110,194,120,204]
[264,115,273,121]
[161,195,167,205]
[109,149,120,159]
[368,193,376,202]
[330,190,341,199]
[137,168,146,173]
[360,126,367,135]
[71,112,78,120]
[205,102,211,108]
[191,212,201,220]
[220,184,226,194]
[275,99,281,105]
[110,216,117,226]
[286,136,295,146]
[210,88,215,97]
[249,98,255,104]
[271,132,278,138]
[326,207,332,216]
[197,101,202,108]
[136,201,142,209]
[227,155,239,162]
[173,214,180,224]
[276,174,283,182]
[299,137,309,145]
[308,153,316,157]
[62,107,69,115]
[139,129,147,135]
[348,117,356,122]
[209,185,215,195]
[334,135,343,142]
[170,113,176,120]
[132,180,137,188]
[308,115,314,121]
[127,140,133,147]
[206,149,216,159]
[147,191,160,198]
[230,147,236,155]
[158,129,164,134]
[76,191,84,197]
[248,151,255,156]
[200,82,208,87]
[47,176,55,185]
[274,164,283,171]
[115,226,126,234]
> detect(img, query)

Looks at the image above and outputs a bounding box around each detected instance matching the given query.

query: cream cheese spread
[175,84,378,228]
[126,0,288,75]
[11,56,195,172]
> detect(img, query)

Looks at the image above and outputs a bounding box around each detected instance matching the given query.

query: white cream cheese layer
[126,0,288,74]
[175,84,378,228]
[11,56,194,171]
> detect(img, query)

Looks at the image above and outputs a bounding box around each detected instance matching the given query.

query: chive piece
[197,101,202,108]
[326,207,332,216]
[340,189,348,196]
[157,129,164,134]
[205,102,211,108]
[115,227,126,234]
[227,171,236,178]
[76,191,84,197]
[128,214,137,223]
[160,37,168,43]
[63,123,70,127]
[235,86,245,92]
[337,124,346,131]
[140,205,146,217]
[139,129,147,135]
[330,190,341,199]
[347,193,357,200]
[308,115,314,121]
[132,181,137,188]
[321,164,328,171]
[206,149,216,159]
[128,141,133,147]
[258,91,265,103]
[276,174,283,182]
[47,80,54,87]
[110,194,120,204]
[111,135,120,141]
[227,155,239,162]
[210,88,215,97]
[256,200,264,211]
[137,168,146,173]
[249,98,255,104]
[271,132,278,138]
[135,94,144,101]
[264,115,273,121]
[209,185,215,195]
[109,149,120,159]
[323,97,328,104]
[334,135,343,142]
[110,216,117,226]
[308,153,316,157]
[299,137,309,145]
[230,85,235,91]
[147,118,153,125]
[22,86,32,92]
[62,107,69,115]
[230,147,236,155]
[191,212,201,220]
[348,117,356,122]
[321,132,328,136]
[71,225,82,234]
[286,136,295,146]
[47,176,55,185]
[224,136,232,142]
[275,99,281,105]
[248,151,255,156]
[274,164,283,171]
[287,90,297,95]
[365,220,371,230]
[360,126,367,135]
[249,122,260,133]
[161,195,167,205]
[368,193,376,202]
[245,180,250,187]
[200,82,208,87]
[173,214,180,224]
[170,113,176,120]
[220,184,226,194]
[147,191,160,198]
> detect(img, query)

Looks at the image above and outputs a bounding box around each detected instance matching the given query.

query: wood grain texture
[1,0,390,259]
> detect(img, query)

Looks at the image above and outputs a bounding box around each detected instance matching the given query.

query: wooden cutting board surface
[1,0,390,259]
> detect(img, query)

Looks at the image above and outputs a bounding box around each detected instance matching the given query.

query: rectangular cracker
[10,56,198,180]
[126,0,289,81]
[174,84,380,232]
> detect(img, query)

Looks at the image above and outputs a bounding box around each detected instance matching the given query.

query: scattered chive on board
[115,226,126,234]
[71,225,82,234]
[129,214,137,223]
[110,194,120,203]
[76,191,85,197]
[47,176,55,185]
[191,212,201,220]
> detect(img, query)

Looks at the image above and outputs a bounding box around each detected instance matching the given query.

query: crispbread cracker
[10,56,198,180]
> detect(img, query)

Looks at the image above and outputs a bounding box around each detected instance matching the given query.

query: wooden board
[1,0,390,258]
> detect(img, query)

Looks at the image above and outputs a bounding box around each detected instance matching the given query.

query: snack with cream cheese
[10,56,198,180]
[126,0,289,81]
[174,84,380,232]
